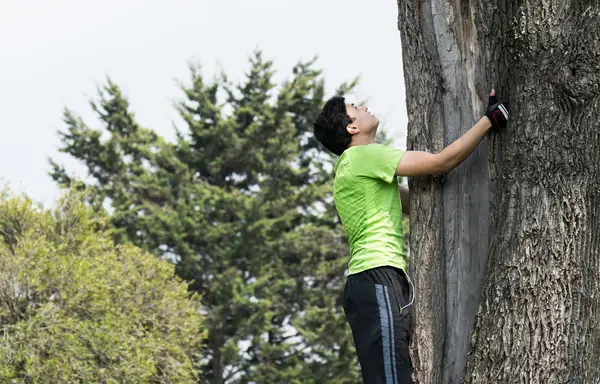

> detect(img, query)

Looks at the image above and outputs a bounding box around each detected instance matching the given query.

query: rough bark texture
[398,0,493,382]
[465,2,600,383]
[397,0,600,383]
[398,1,447,383]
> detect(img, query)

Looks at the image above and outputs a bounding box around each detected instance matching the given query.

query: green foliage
[0,190,204,383]
[50,51,363,383]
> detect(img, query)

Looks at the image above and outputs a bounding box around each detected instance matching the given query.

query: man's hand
[485,89,510,129]
[395,89,508,177]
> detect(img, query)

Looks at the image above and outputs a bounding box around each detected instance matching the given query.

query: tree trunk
[397,0,600,383]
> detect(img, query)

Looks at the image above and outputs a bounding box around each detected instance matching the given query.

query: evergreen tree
[50,51,365,383]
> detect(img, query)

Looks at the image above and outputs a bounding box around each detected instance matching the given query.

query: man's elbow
[431,153,451,174]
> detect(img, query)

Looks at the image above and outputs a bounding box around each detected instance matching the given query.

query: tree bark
[398,1,446,383]
[397,1,600,383]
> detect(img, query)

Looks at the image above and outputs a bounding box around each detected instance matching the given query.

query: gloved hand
[485,89,509,129]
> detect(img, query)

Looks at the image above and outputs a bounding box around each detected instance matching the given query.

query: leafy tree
[50,51,371,383]
[0,190,204,383]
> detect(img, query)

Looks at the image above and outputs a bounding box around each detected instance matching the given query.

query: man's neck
[350,135,376,147]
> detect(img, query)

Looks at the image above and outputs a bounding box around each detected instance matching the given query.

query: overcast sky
[0,0,407,207]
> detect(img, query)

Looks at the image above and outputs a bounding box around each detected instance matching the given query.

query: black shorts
[343,266,412,384]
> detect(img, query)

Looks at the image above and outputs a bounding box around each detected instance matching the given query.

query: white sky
[0,0,407,208]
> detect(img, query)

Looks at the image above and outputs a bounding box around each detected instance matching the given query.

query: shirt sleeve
[350,144,405,183]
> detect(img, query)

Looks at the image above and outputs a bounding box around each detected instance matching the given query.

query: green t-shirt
[333,143,406,275]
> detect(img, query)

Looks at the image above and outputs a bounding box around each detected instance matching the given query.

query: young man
[313,90,509,383]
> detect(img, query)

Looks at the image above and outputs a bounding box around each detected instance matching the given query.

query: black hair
[313,96,352,156]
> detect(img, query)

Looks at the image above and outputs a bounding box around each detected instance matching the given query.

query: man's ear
[346,124,360,135]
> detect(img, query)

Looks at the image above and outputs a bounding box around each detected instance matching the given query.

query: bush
[0,190,205,383]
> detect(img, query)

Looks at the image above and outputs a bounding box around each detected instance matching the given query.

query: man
[313,90,509,383]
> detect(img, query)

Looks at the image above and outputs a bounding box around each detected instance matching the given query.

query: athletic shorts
[343,266,412,384]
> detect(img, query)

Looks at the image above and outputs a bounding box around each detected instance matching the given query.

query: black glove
[485,91,509,129]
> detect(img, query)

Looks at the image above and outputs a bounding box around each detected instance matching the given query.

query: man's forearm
[438,116,492,172]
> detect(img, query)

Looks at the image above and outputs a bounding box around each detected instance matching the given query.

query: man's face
[346,103,379,136]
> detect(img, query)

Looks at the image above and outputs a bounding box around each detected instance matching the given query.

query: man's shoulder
[334,155,354,183]
[340,144,389,163]
[350,143,390,152]
[336,144,399,179]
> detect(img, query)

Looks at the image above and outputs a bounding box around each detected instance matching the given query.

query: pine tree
[50,51,364,383]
